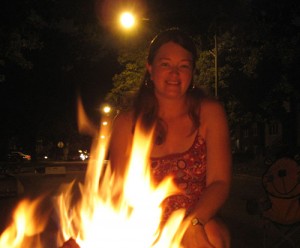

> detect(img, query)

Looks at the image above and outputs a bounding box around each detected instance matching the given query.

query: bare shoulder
[200,98,227,119]
[199,98,229,137]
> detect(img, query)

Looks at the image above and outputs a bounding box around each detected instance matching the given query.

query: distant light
[57,141,64,148]
[80,153,88,161]
[103,106,111,114]
[120,12,135,29]
[102,121,108,126]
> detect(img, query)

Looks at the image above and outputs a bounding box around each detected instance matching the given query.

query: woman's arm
[192,99,232,224]
[181,99,232,248]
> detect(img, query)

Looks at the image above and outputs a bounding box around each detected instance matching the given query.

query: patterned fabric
[150,133,207,223]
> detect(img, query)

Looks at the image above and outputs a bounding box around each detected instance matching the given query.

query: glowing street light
[103,105,111,114]
[120,12,135,29]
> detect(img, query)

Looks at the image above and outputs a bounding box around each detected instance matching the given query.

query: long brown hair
[133,28,206,144]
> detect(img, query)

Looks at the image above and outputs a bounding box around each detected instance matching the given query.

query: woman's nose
[170,66,179,74]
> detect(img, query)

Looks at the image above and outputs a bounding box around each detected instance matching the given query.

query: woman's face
[147,41,193,100]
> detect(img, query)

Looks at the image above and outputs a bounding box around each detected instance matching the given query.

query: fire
[0,100,189,248]
[56,119,188,248]
[0,197,49,248]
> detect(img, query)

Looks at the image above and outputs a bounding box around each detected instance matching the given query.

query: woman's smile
[166,80,180,85]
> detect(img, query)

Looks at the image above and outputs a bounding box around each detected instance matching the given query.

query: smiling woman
[109,28,232,248]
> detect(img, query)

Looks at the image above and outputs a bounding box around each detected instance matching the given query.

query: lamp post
[209,34,218,98]
[214,34,218,98]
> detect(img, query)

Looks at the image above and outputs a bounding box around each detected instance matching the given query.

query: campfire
[0,100,189,248]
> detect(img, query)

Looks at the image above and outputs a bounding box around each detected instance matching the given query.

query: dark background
[1,0,300,160]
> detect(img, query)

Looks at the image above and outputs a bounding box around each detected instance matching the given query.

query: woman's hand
[181,224,214,248]
[59,238,80,248]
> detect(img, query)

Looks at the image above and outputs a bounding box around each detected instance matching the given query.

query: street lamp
[120,12,135,29]
[100,104,113,140]
[103,105,111,114]
[119,11,150,31]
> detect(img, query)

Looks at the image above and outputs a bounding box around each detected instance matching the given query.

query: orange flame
[0,197,49,248]
[55,116,188,247]
[0,99,189,248]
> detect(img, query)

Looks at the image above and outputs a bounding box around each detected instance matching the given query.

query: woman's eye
[180,64,191,70]
[161,62,170,67]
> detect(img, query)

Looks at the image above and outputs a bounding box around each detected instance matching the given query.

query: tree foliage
[105,46,147,109]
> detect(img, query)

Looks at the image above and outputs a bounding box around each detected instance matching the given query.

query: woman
[109,28,232,248]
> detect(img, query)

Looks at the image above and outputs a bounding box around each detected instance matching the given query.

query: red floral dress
[150,133,207,223]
